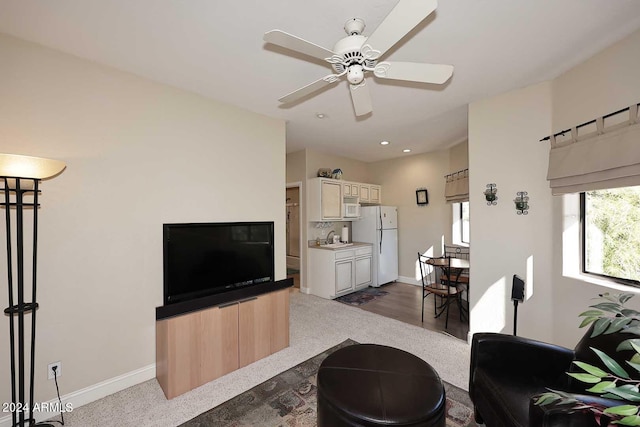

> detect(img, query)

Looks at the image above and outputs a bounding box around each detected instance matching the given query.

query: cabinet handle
[218,301,239,309]
[237,297,258,304]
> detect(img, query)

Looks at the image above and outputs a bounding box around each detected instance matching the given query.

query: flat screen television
[163,221,274,305]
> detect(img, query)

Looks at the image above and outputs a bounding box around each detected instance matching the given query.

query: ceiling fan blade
[374,61,453,84]
[264,30,335,61]
[349,81,373,117]
[363,0,438,59]
[279,75,339,104]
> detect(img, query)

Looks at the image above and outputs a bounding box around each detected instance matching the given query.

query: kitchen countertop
[308,241,373,251]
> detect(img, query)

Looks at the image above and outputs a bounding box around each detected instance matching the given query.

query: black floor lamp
[1,153,65,427]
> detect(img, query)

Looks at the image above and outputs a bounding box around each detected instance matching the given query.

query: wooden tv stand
[155,283,291,399]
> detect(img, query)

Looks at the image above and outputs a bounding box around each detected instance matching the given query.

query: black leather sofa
[469,326,638,427]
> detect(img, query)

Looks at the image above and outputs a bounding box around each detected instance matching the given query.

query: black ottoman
[317,344,446,427]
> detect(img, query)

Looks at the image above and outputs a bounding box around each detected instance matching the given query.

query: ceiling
[1,1,640,163]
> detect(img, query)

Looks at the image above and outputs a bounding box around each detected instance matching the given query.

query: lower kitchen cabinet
[308,244,373,299]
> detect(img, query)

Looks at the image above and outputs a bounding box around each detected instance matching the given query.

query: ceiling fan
[263,0,453,117]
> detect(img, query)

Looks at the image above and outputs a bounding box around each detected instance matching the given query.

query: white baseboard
[397,275,420,286]
[0,364,156,427]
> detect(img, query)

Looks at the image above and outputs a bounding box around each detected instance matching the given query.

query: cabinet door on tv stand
[156,303,239,399]
[238,289,289,368]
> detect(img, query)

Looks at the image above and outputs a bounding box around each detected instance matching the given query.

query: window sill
[564,272,639,293]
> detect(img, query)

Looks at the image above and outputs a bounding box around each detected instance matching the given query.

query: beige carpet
[50,290,471,427]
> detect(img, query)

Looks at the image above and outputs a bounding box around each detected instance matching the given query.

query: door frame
[286,181,304,291]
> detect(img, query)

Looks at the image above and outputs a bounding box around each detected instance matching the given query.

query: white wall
[468,27,640,346]
[550,28,640,347]
[368,149,452,283]
[468,81,554,341]
[0,33,286,406]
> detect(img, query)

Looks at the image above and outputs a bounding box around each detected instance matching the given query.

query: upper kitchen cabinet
[342,182,360,198]
[308,178,343,221]
[359,184,382,204]
[370,185,381,204]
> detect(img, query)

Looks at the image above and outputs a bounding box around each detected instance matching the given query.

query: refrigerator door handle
[380,228,383,254]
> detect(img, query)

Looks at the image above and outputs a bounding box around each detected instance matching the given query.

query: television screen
[163,222,274,305]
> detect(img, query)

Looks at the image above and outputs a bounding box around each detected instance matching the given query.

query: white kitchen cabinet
[355,255,372,289]
[307,244,373,299]
[335,260,354,294]
[308,178,343,221]
[359,184,370,203]
[369,185,381,204]
[343,182,360,198]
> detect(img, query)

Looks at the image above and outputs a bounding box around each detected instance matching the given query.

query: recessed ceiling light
[403,149,411,153]
[315,113,326,119]
[380,141,390,145]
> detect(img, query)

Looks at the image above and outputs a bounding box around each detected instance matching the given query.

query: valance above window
[445,169,469,203]
[546,104,640,195]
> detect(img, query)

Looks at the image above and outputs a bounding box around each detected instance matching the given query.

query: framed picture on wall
[416,189,428,205]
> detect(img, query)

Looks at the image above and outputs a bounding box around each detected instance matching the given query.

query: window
[581,186,640,286]
[461,201,470,244]
[452,202,469,245]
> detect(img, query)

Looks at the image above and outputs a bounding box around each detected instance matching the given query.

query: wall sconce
[514,191,529,215]
[483,183,498,205]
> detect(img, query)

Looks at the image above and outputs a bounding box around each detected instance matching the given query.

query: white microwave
[344,202,360,218]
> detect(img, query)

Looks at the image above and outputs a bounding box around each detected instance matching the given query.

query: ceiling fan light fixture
[347,65,365,85]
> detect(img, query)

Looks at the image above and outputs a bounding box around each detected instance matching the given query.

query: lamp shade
[0,153,66,179]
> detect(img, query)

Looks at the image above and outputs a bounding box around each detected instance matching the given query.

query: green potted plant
[536,292,640,425]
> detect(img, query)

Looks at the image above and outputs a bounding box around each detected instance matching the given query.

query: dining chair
[443,244,470,317]
[417,253,463,329]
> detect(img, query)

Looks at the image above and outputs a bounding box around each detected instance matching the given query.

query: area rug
[334,287,389,306]
[180,339,475,427]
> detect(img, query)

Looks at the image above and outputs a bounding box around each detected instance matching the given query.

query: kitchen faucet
[325,230,336,244]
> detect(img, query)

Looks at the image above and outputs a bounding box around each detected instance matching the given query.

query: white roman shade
[547,104,640,195]
[445,169,469,203]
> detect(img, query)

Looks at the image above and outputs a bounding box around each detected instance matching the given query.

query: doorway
[286,184,301,288]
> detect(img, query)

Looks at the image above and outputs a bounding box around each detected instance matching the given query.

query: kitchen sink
[320,242,354,248]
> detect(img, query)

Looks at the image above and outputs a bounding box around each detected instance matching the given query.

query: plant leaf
[586,381,616,393]
[593,318,613,337]
[534,393,562,406]
[580,317,599,328]
[622,309,640,318]
[604,404,639,416]
[592,347,630,379]
[591,302,623,314]
[626,361,640,374]
[623,327,640,335]
[605,385,640,402]
[615,415,640,426]
[617,339,640,352]
[580,309,605,317]
[603,392,625,400]
[607,318,634,335]
[567,372,604,384]
[620,293,635,305]
[574,361,609,377]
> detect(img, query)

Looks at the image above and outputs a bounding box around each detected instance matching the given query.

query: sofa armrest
[469,333,575,401]
[529,393,622,427]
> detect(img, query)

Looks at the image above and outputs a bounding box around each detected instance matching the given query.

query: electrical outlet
[48,361,61,380]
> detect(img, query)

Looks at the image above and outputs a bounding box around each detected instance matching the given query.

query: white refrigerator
[352,206,398,287]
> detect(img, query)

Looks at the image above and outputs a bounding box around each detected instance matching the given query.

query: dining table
[424,256,470,320]
[424,257,470,271]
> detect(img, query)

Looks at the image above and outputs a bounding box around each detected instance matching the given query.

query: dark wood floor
[354,282,469,341]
